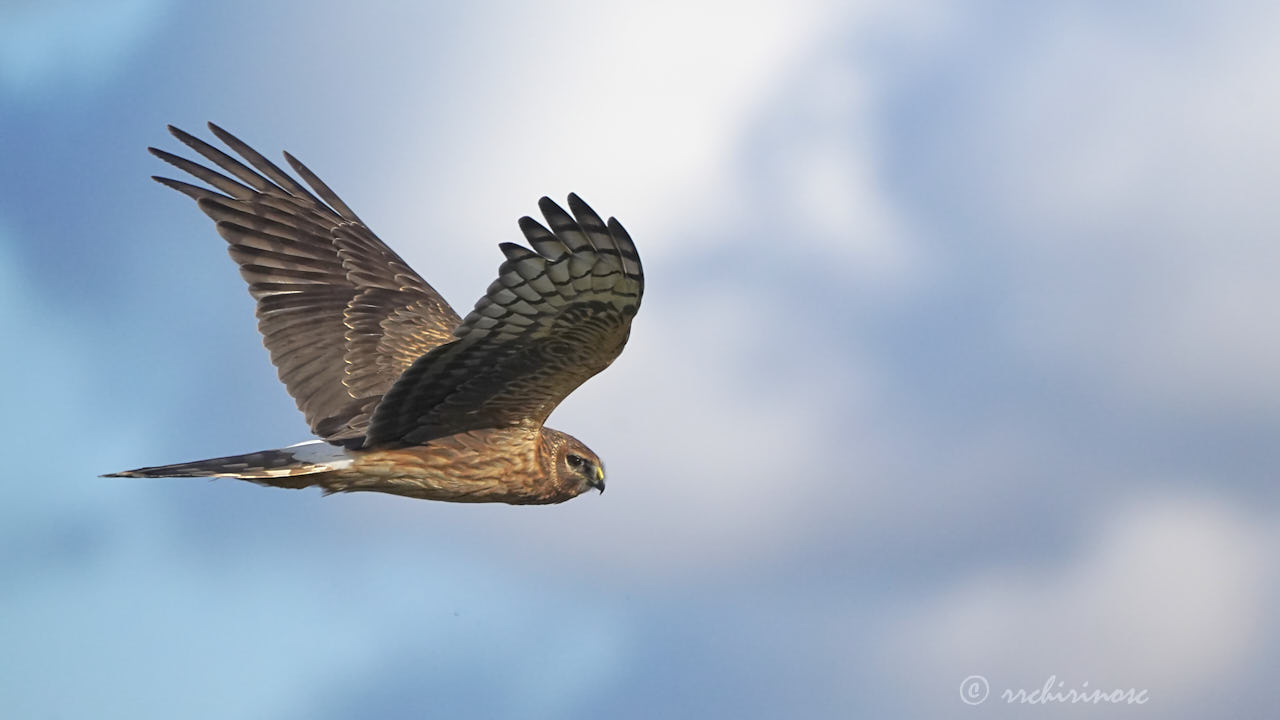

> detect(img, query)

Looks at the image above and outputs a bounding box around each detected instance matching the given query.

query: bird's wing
[150,123,462,442]
[365,194,643,446]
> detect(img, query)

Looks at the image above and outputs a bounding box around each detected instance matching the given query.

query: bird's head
[544,429,606,496]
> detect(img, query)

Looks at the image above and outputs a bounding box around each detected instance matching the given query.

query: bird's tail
[102,440,354,489]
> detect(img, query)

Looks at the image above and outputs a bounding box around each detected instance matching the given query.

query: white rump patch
[286,439,355,470]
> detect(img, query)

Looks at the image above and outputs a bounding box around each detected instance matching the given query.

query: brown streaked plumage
[103,123,642,505]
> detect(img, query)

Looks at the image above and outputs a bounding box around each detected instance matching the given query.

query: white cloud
[886,493,1277,714]
[733,36,926,293]
[400,0,840,240]
[345,0,921,281]
[927,2,1280,414]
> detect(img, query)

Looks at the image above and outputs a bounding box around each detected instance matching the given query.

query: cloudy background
[3,0,1278,717]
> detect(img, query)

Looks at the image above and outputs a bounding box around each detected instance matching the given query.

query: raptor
[105,124,643,505]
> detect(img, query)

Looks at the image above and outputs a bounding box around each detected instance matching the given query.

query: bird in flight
[105,124,643,505]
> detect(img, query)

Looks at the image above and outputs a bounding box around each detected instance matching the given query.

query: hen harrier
[105,124,643,505]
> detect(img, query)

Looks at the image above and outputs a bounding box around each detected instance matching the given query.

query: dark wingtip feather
[148,146,180,163]
[499,242,537,262]
[167,124,200,145]
[207,122,244,149]
[567,193,597,223]
[150,175,218,202]
[281,149,361,222]
[566,193,597,219]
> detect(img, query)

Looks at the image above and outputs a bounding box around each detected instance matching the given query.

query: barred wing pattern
[366,195,644,446]
[150,124,460,442]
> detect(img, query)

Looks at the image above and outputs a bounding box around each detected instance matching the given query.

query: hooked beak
[591,465,606,494]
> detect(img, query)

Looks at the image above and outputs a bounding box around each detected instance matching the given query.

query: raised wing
[365,194,643,446]
[150,123,461,442]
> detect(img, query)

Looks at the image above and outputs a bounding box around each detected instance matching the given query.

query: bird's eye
[566,454,585,469]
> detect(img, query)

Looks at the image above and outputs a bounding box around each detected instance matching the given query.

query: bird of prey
[105,124,643,505]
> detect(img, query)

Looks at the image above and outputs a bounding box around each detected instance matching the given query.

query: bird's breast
[324,429,572,504]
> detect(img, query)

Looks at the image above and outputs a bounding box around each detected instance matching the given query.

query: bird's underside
[104,123,642,505]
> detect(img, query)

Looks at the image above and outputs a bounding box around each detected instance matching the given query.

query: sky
[2,0,1278,718]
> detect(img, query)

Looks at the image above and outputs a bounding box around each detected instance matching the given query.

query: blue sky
[3,1,1278,718]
